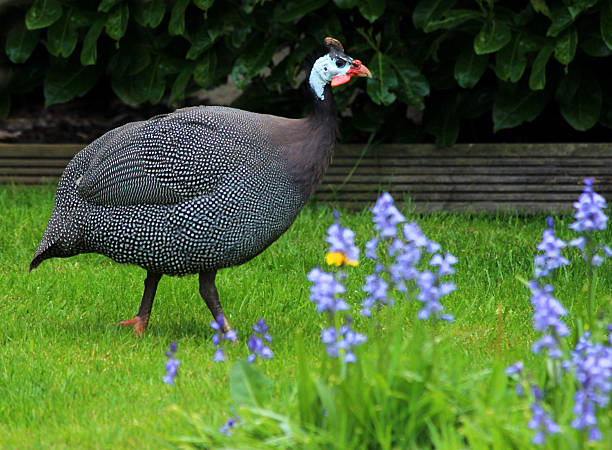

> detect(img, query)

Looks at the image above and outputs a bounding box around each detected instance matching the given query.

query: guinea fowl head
[308,37,372,101]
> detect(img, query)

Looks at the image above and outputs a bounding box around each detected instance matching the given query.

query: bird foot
[119,315,148,337]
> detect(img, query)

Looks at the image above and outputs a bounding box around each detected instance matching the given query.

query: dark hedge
[2,0,612,145]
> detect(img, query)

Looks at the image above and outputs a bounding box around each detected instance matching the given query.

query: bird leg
[119,271,162,337]
[199,271,232,332]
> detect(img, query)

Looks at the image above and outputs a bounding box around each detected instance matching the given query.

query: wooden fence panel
[1,142,611,213]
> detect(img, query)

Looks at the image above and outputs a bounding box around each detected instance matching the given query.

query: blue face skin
[309,53,355,100]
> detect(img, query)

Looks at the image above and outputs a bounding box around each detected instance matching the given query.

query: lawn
[0,184,610,448]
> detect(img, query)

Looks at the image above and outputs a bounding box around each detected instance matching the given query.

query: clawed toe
[119,316,148,337]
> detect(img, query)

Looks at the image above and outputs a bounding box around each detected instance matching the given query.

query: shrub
[3,1,612,145]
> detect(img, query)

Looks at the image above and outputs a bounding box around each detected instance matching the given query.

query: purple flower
[210,315,237,363]
[402,222,428,247]
[360,274,389,317]
[326,222,360,264]
[307,268,348,314]
[528,399,560,445]
[430,253,458,276]
[247,318,273,363]
[528,281,569,359]
[570,332,612,441]
[534,218,569,278]
[505,361,524,376]
[321,320,367,363]
[371,192,405,237]
[321,326,339,357]
[570,178,608,232]
[162,342,180,385]
[219,415,241,436]
[365,237,379,259]
[415,271,455,322]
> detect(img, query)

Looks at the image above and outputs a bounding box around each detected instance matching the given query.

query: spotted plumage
[30,38,371,336]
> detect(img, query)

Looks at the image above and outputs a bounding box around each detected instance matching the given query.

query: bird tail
[29,212,78,271]
[30,233,59,271]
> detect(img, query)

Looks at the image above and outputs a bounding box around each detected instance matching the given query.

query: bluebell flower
[210,315,237,363]
[415,271,455,322]
[361,274,389,317]
[325,221,360,266]
[365,237,379,259]
[505,361,524,375]
[570,331,612,441]
[570,178,608,232]
[528,399,560,445]
[387,243,422,295]
[247,318,273,363]
[163,341,180,385]
[371,192,405,237]
[322,321,367,363]
[430,253,458,276]
[534,218,569,278]
[528,281,569,359]
[307,268,348,314]
[321,326,339,357]
[402,222,428,247]
[219,415,241,436]
[337,324,367,363]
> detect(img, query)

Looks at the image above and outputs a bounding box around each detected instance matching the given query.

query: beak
[330,60,372,87]
[346,60,372,78]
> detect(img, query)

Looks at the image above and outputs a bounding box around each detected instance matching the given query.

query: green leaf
[98,0,122,13]
[112,58,165,106]
[546,5,572,37]
[554,26,578,65]
[193,51,217,88]
[530,0,550,17]
[46,9,79,58]
[359,0,385,23]
[5,22,40,63]
[391,58,429,109]
[80,17,105,66]
[412,0,456,30]
[186,28,219,60]
[169,67,193,103]
[333,0,358,9]
[193,0,214,11]
[168,0,189,35]
[580,18,612,57]
[495,34,529,83]
[529,44,553,90]
[474,20,511,55]
[423,9,481,32]
[454,46,488,89]
[105,3,129,40]
[366,52,398,106]
[493,82,549,132]
[559,71,602,131]
[44,58,100,106]
[272,0,328,23]
[133,0,165,28]
[230,360,273,407]
[231,39,276,89]
[25,0,62,30]
[601,0,612,50]
[425,95,459,147]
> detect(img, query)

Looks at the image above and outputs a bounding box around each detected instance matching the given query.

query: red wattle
[331,74,351,87]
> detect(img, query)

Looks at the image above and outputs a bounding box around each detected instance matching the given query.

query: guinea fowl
[30,37,371,336]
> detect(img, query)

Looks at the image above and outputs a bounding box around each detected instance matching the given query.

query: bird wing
[76,107,266,206]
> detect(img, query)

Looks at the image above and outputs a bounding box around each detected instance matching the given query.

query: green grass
[0,184,610,448]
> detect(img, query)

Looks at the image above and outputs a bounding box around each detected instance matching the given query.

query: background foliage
[2,0,612,145]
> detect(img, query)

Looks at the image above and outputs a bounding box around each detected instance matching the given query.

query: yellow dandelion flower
[326,251,358,267]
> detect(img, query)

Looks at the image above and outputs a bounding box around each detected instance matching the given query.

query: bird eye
[335,59,346,68]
